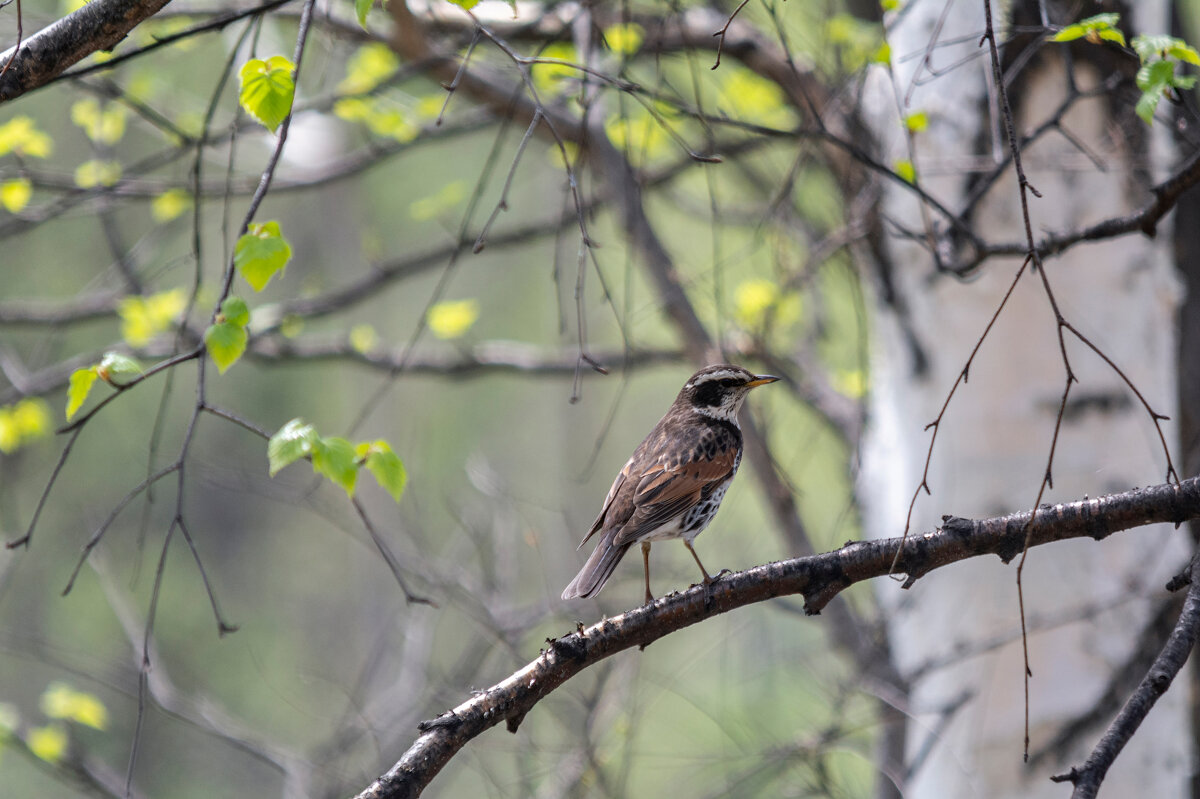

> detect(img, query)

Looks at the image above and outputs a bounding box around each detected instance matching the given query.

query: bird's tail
[561,536,630,600]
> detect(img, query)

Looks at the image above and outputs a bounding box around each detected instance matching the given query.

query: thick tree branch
[0,0,175,102]
[352,477,1200,799]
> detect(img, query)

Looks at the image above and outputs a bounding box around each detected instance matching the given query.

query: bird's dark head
[678,364,779,421]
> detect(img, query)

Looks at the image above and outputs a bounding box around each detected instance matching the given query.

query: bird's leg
[684,539,716,584]
[641,541,654,604]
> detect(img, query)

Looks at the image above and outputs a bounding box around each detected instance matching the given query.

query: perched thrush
[562,364,778,603]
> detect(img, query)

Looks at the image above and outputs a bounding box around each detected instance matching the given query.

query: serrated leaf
[1135,90,1160,125]
[363,442,406,502]
[313,436,359,496]
[1133,34,1177,62]
[238,56,296,133]
[355,0,373,28]
[1169,42,1200,67]
[1136,59,1177,125]
[66,367,99,420]
[268,418,318,475]
[219,295,250,327]
[204,321,247,374]
[97,352,143,386]
[235,221,292,291]
[1050,13,1123,46]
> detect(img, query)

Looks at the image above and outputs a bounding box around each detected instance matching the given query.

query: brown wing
[575,455,633,549]
[611,445,737,548]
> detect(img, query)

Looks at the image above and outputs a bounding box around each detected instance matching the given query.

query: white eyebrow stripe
[686,368,746,388]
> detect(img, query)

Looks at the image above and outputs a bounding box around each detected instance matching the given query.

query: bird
[562,364,778,603]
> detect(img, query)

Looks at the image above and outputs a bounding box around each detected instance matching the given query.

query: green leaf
[0,178,32,212]
[204,313,248,374]
[359,440,407,502]
[427,299,479,340]
[97,352,142,386]
[219,295,251,327]
[268,418,318,475]
[28,724,67,763]
[118,289,186,347]
[445,0,479,8]
[1168,42,1200,67]
[238,56,296,133]
[903,111,928,132]
[338,43,399,94]
[235,221,292,291]
[1049,13,1124,46]
[894,159,916,183]
[1135,59,1178,124]
[41,683,108,730]
[0,116,53,158]
[354,0,373,27]
[73,159,122,188]
[313,436,358,496]
[1134,34,1178,62]
[66,367,99,420]
[152,189,191,222]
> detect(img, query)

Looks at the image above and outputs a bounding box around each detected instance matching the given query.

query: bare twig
[1050,554,1200,798]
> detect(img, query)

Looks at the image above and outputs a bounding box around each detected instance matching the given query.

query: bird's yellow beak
[745,375,780,388]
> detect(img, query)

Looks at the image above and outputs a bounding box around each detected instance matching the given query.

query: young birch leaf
[220,295,251,327]
[0,178,32,212]
[268,418,318,475]
[235,221,292,291]
[41,683,108,730]
[313,436,358,496]
[238,56,296,133]
[359,440,407,502]
[1136,59,1177,124]
[427,299,479,339]
[205,322,247,374]
[28,724,67,763]
[354,0,373,28]
[66,367,99,420]
[97,352,142,386]
[205,296,251,374]
[1049,13,1123,46]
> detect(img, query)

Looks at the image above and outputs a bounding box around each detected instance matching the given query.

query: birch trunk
[862,1,1192,795]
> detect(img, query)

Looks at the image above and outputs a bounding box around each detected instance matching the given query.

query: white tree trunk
[863,1,1192,796]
